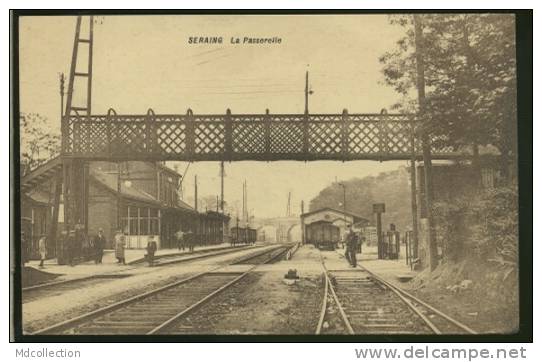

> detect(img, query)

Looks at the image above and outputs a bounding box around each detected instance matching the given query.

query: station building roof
[301,207,367,221]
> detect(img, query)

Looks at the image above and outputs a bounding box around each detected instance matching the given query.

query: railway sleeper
[72,326,154,334]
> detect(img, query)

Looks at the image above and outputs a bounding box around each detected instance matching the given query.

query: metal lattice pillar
[60,15,94,262]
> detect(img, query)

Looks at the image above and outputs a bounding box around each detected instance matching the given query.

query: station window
[129,218,138,235]
[150,218,159,234]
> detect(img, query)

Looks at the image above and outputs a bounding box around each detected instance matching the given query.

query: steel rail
[333,250,475,334]
[320,259,355,335]
[148,247,289,334]
[358,263,476,334]
[315,265,329,335]
[30,245,285,335]
[23,245,257,294]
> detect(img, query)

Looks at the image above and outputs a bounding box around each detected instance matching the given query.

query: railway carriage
[300,207,369,250]
[305,220,340,250]
[230,226,257,245]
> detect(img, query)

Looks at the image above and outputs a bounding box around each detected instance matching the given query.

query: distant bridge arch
[253,216,300,243]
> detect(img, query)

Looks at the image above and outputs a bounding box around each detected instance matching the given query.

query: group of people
[27,228,125,268]
[344,225,364,268]
[175,229,195,252]
[94,229,157,267]
[26,226,229,268]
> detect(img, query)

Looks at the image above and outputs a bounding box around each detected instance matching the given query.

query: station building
[20,158,229,260]
[300,207,369,248]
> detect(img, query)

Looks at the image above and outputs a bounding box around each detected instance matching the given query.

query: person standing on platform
[345,225,358,268]
[38,235,47,268]
[114,230,126,265]
[359,235,365,255]
[186,229,194,253]
[93,228,106,264]
[21,232,28,266]
[175,229,185,251]
[146,236,157,267]
[344,225,354,266]
[66,230,77,266]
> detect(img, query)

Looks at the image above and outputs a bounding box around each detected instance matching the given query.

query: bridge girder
[61,110,464,162]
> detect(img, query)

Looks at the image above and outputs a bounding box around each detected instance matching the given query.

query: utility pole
[339,183,347,229]
[287,191,291,217]
[220,161,225,212]
[241,180,247,228]
[301,200,305,244]
[48,72,66,257]
[245,181,248,228]
[304,70,314,115]
[59,73,65,117]
[414,14,438,271]
[373,203,386,259]
[409,158,419,259]
[305,71,309,114]
[194,175,198,212]
[117,162,123,230]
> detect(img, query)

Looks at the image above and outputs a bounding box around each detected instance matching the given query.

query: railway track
[22,244,263,303]
[316,254,476,335]
[22,274,131,304]
[130,244,253,266]
[30,245,291,335]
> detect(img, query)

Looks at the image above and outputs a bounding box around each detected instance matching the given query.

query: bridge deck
[62,111,466,161]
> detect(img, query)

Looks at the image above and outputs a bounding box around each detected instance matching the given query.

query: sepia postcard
[10,10,532,342]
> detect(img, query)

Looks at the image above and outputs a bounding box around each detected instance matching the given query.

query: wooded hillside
[309,167,412,231]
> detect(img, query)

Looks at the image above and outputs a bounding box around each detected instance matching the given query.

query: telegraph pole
[117,162,123,230]
[339,183,347,230]
[414,14,438,271]
[301,200,305,244]
[287,191,291,217]
[305,71,309,114]
[59,73,65,117]
[220,161,225,212]
[304,70,313,114]
[194,175,198,212]
[244,181,248,227]
[242,180,246,227]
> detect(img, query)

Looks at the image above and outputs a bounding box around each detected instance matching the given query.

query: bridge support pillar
[60,158,89,264]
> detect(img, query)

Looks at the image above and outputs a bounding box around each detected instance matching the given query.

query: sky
[19,14,409,218]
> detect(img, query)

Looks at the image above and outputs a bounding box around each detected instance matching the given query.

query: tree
[20,113,61,176]
[380,14,517,181]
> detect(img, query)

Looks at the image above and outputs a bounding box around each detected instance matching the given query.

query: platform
[23,243,252,285]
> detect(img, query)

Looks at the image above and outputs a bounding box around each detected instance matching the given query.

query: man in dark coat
[146,236,157,267]
[93,228,106,264]
[345,225,358,268]
[185,229,195,252]
[66,230,76,266]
